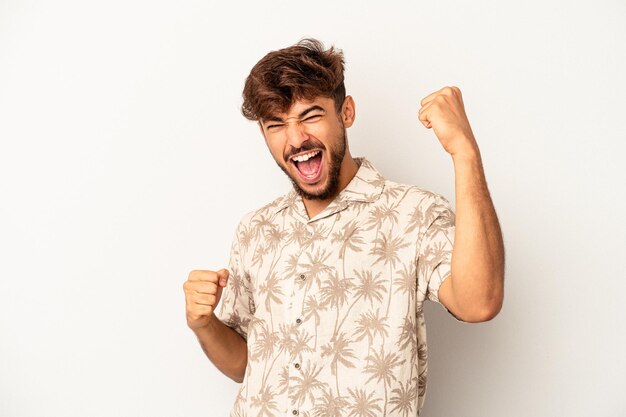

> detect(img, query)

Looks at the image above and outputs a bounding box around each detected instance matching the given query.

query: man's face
[259,96,351,201]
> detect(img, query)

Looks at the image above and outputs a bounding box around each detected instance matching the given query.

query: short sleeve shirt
[215,156,456,417]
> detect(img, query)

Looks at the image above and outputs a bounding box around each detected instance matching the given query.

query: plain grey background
[1,0,625,416]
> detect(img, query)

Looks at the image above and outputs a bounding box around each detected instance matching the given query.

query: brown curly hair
[241,38,346,122]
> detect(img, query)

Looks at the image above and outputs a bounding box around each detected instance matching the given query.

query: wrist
[192,314,221,336]
[450,139,481,165]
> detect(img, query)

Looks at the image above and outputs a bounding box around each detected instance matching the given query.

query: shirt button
[292,410,298,415]
[296,318,302,324]
[294,363,300,369]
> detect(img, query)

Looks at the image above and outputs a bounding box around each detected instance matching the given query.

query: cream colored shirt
[216,157,456,417]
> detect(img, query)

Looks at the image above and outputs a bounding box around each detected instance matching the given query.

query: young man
[183,38,504,417]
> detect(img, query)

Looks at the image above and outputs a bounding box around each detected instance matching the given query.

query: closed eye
[266,114,323,130]
[303,114,323,122]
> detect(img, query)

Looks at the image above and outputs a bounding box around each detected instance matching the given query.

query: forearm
[450,141,505,318]
[194,315,248,383]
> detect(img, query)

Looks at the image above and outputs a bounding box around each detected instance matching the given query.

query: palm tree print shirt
[216,157,456,417]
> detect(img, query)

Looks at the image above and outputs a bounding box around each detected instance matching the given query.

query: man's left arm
[418,86,505,322]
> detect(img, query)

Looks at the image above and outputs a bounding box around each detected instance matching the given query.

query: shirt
[215,156,456,417]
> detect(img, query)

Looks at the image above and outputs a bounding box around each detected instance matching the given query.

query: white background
[1,1,625,416]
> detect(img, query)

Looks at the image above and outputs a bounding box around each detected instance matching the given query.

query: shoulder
[234,190,292,231]
[377,179,454,234]
[381,178,452,211]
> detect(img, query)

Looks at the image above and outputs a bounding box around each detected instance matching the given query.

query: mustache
[284,140,325,162]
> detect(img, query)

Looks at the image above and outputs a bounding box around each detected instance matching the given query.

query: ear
[341,95,356,128]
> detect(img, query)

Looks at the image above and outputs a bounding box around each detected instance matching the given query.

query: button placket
[286,225,312,417]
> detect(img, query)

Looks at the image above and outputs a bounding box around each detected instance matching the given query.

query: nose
[284,120,310,150]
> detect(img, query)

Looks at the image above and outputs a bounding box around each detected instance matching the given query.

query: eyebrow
[264,105,325,123]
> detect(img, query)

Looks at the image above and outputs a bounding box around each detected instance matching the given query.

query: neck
[302,152,359,219]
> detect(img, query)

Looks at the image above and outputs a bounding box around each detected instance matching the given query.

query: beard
[275,126,347,201]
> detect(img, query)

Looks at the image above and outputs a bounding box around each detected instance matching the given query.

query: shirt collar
[272,156,386,215]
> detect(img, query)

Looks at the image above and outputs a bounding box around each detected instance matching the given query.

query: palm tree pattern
[216,157,456,417]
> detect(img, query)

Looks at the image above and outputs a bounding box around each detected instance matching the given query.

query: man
[183,38,504,417]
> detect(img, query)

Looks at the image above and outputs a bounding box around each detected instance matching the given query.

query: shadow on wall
[421,301,511,416]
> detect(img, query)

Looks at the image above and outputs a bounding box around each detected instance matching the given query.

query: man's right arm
[183,268,248,383]
[193,314,247,383]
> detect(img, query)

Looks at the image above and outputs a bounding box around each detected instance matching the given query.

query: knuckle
[183,280,195,292]
[189,269,219,282]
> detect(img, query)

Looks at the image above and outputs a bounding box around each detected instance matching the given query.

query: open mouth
[290,150,324,184]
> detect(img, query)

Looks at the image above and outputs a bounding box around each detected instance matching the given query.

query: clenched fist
[183,269,229,331]
[417,85,478,158]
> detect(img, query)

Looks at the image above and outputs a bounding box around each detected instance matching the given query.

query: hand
[183,268,229,331]
[418,86,478,157]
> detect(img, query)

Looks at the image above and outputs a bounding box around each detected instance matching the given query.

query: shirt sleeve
[214,219,255,341]
[416,195,457,316]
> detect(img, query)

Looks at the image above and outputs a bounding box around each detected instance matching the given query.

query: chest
[241,210,423,337]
